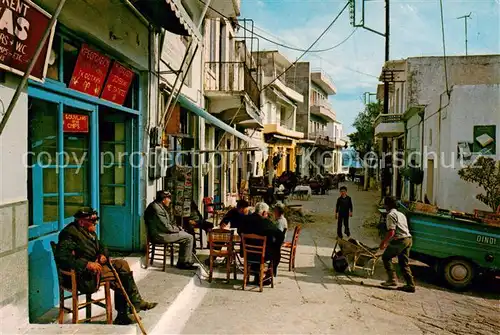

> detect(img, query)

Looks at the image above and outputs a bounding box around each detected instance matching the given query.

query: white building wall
[0,75,29,331]
[422,84,500,213]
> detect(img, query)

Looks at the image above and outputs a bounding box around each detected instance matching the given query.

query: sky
[240,0,500,135]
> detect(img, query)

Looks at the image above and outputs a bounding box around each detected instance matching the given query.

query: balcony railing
[308,133,336,148]
[204,61,260,108]
[310,99,336,121]
[373,113,403,128]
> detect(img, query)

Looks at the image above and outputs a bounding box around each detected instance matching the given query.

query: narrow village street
[176,183,499,335]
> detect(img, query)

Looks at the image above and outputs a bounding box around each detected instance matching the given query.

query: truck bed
[398,203,500,270]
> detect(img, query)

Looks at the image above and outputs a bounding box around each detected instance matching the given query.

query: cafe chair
[208,229,236,282]
[50,242,113,324]
[281,225,302,271]
[145,235,177,271]
[241,234,274,292]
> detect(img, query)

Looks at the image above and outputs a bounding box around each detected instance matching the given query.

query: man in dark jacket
[335,186,353,238]
[55,208,157,325]
[239,202,285,284]
[144,190,196,270]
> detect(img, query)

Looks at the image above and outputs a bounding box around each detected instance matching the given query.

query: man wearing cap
[55,207,157,325]
[144,191,197,270]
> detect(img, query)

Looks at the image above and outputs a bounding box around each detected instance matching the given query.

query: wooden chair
[203,197,226,226]
[50,242,113,324]
[145,235,176,271]
[208,229,236,282]
[241,234,274,292]
[281,225,302,271]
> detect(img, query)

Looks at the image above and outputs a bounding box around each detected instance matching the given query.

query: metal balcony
[310,99,336,122]
[308,133,336,149]
[311,69,336,95]
[204,61,260,108]
[374,113,404,138]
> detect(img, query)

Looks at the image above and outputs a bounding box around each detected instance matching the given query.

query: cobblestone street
[181,182,500,335]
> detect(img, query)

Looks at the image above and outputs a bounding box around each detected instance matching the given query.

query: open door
[99,110,134,250]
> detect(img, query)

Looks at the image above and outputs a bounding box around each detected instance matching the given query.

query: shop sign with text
[0,0,56,82]
[69,44,111,97]
[63,113,89,133]
[100,61,135,105]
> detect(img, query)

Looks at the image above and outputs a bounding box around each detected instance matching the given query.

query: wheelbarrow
[331,237,382,276]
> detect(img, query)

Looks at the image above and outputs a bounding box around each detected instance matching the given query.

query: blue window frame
[27,27,143,241]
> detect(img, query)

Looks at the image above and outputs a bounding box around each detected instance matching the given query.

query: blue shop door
[99,111,134,250]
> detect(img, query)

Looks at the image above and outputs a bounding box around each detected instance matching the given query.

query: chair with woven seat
[50,241,113,324]
[145,235,177,271]
[241,234,274,292]
[208,229,236,282]
[281,225,302,271]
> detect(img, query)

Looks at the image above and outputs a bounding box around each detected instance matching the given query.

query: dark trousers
[101,259,142,314]
[382,237,415,288]
[337,215,350,238]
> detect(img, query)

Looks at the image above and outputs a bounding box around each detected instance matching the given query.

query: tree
[458,156,500,211]
[348,101,382,157]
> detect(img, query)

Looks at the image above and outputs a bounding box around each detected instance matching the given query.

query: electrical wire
[252,24,378,79]
[198,0,354,55]
[261,1,350,93]
[252,26,357,53]
[439,0,450,97]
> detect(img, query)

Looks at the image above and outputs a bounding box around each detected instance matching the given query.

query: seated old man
[144,190,197,270]
[55,208,157,325]
[240,202,285,285]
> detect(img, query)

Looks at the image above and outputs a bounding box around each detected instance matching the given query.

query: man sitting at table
[220,199,250,230]
[240,202,285,285]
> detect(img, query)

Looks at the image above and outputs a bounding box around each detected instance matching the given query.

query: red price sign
[101,61,135,105]
[69,44,111,97]
[63,113,89,133]
[0,0,55,82]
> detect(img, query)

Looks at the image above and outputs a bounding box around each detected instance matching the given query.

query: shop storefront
[27,28,142,319]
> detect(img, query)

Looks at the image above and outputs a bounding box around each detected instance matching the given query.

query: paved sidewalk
[20,183,500,334]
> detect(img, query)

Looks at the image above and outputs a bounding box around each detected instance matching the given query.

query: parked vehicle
[397,202,500,290]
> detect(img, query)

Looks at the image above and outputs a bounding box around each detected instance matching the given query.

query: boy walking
[335,186,353,239]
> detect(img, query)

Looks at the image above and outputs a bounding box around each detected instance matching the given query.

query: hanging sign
[69,44,111,97]
[100,61,135,105]
[0,0,56,82]
[63,113,89,133]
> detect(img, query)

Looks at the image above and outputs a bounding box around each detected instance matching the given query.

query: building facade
[254,51,304,183]
[285,63,339,177]
[374,55,500,211]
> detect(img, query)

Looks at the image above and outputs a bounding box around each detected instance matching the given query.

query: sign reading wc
[0,0,56,82]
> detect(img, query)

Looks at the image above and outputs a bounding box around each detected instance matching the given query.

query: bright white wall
[0,76,27,204]
[423,84,500,213]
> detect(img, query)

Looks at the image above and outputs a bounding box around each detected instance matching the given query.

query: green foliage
[348,101,382,157]
[458,156,500,211]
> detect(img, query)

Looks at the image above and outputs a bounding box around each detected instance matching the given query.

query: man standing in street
[335,186,353,239]
[55,208,157,325]
[144,191,197,270]
[379,196,416,293]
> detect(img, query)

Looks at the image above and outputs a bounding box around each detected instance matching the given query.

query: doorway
[426,159,434,203]
[99,110,134,250]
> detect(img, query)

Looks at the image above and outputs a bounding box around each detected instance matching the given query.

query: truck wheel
[442,258,475,291]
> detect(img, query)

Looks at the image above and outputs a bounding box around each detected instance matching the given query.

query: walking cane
[107,261,147,335]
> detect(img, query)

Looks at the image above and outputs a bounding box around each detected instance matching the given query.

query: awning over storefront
[178,94,267,153]
[130,0,201,41]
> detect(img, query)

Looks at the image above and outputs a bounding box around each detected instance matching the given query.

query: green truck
[397,202,500,290]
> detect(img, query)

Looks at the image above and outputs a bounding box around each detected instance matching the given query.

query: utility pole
[348,0,390,197]
[457,12,472,56]
[382,0,390,199]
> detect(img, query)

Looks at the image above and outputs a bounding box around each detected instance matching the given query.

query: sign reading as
[0,0,56,82]
[63,113,89,133]
[100,61,135,105]
[69,44,111,97]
